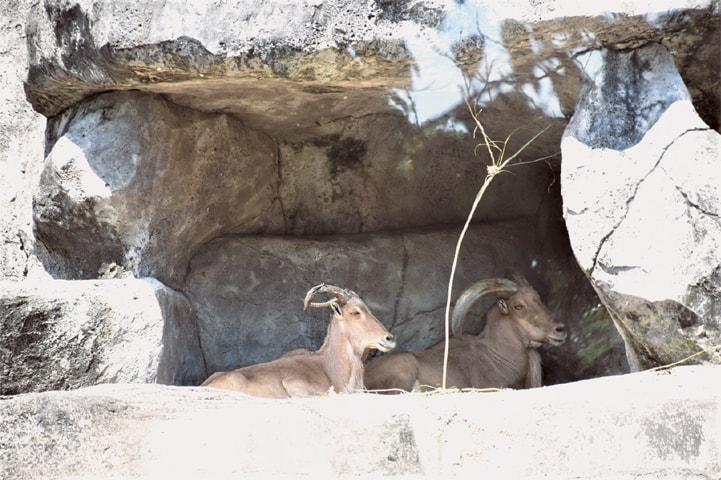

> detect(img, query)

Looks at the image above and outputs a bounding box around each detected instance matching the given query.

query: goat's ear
[331,302,342,317]
[498,298,510,314]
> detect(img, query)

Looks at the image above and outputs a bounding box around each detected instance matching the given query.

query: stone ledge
[1,365,718,479]
[24,0,719,118]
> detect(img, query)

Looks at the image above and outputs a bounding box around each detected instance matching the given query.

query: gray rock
[12,0,718,388]
[0,0,717,436]
[562,43,721,370]
[32,88,555,287]
[0,1,718,477]
[0,1,47,282]
[0,278,205,395]
[33,90,282,287]
[0,365,718,479]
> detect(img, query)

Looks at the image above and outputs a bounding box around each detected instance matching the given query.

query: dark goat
[364,270,566,392]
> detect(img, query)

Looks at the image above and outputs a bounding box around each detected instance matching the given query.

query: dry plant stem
[441,172,498,389]
[442,100,505,389]
[647,344,720,372]
[441,99,552,389]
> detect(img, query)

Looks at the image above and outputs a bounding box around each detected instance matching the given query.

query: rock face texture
[34,90,282,286]
[0,278,206,394]
[562,43,721,370]
[1,0,720,476]
[1,366,719,479]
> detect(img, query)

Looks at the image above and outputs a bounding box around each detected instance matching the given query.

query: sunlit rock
[0,366,718,478]
[33,91,282,287]
[562,43,721,370]
[0,278,205,395]
[1,0,719,478]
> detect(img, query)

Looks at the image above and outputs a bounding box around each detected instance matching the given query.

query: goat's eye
[350,310,361,317]
[514,304,524,310]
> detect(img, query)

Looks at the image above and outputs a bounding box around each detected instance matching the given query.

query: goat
[201,283,396,398]
[364,269,566,392]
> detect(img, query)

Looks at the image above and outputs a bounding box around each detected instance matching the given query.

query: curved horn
[303,283,354,310]
[451,278,518,336]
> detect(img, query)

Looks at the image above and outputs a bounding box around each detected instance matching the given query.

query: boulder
[33,90,282,287]
[1,2,720,478]
[0,365,718,479]
[562,43,721,370]
[0,277,205,395]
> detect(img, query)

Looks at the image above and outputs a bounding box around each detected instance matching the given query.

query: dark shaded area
[567,46,692,150]
[33,192,125,280]
[0,298,87,395]
[312,134,368,176]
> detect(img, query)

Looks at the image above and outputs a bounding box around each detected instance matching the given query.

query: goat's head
[304,283,396,353]
[451,269,567,347]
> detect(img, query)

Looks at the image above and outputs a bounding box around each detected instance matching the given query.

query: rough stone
[0,278,205,395]
[0,0,48,281]
[0,365,718,479]
[33,90,282,287]
[562,43,721,370]
[0,2,719,476]
[32,88,558,287]
[5,0,717,389]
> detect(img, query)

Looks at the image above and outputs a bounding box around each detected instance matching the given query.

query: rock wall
[34,90,282,286]
[562,43,721,370]
[1,0,719,402]
[0,1,47,280]
[1,0,720,478]
[0,278,205,393]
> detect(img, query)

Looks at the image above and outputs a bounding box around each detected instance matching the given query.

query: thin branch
[646,344,720,372]
[441,97,554,389]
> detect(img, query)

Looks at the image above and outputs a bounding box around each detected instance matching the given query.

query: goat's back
[201,352,332,398]
[365,332,533,391]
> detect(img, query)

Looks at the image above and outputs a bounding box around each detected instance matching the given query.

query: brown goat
[201,283,396,398]
[364,270,566,392]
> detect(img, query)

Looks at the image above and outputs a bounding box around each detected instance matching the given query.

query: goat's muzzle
[547,323,567,346]
[375,334,396,353]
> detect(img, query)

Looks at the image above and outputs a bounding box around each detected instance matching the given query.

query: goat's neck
[482,316,529,351]
[479,316,533,385]
[317,320,365,393]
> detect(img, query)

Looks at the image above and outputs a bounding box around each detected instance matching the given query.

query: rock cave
[1,0,719,478]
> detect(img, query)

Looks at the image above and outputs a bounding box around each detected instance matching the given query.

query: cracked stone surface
[562,44,721,370]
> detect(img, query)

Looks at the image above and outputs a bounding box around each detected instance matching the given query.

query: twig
[647,344,720,372]
[441,97,552,389]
